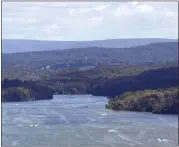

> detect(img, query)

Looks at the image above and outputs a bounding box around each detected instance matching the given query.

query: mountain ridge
[2,38,177,53]
[2,42,178,71]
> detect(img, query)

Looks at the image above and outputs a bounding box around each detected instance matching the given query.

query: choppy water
[2,95,178,146]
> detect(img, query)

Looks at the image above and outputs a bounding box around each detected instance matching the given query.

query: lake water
[2,95,178,146]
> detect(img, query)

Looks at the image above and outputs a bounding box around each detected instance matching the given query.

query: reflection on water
[2,95,178,146]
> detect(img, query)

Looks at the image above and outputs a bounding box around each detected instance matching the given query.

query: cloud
[3,17,38,24]
[43,24,60,34]
[2,2,178,40]
[137,4,154,13]
[131,2,139,6]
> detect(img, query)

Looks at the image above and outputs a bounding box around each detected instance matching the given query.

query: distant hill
[2,42,178,70]
[2,38,177,53]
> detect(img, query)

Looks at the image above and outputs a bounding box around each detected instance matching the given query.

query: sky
[2,2,178,41]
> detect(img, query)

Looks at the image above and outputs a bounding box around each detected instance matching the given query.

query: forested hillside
[2,42,178,71]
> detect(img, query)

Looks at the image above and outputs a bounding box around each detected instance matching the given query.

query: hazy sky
[2,2,178,41]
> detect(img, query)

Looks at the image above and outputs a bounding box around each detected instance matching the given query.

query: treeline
[34,65,178,96]
[2,63,178,112]
[2,60,177,81]
[105,87,178,114]
[2,79,53,102]
[91,66,178,97]
[40,65,178,114]
[34,62,177,94]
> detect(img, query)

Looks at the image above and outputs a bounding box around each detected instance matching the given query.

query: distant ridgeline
[2,42,178,71]
[2,79,54,102]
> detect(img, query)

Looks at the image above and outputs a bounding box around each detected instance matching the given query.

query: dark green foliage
[2,88,33,102]
[2,62,178,108]
[2,80,54,102]
[2,79,23,88]
[105,88,178,114]
[2,60,177,81]
[91,66,178,97]
[29,65,178,96]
